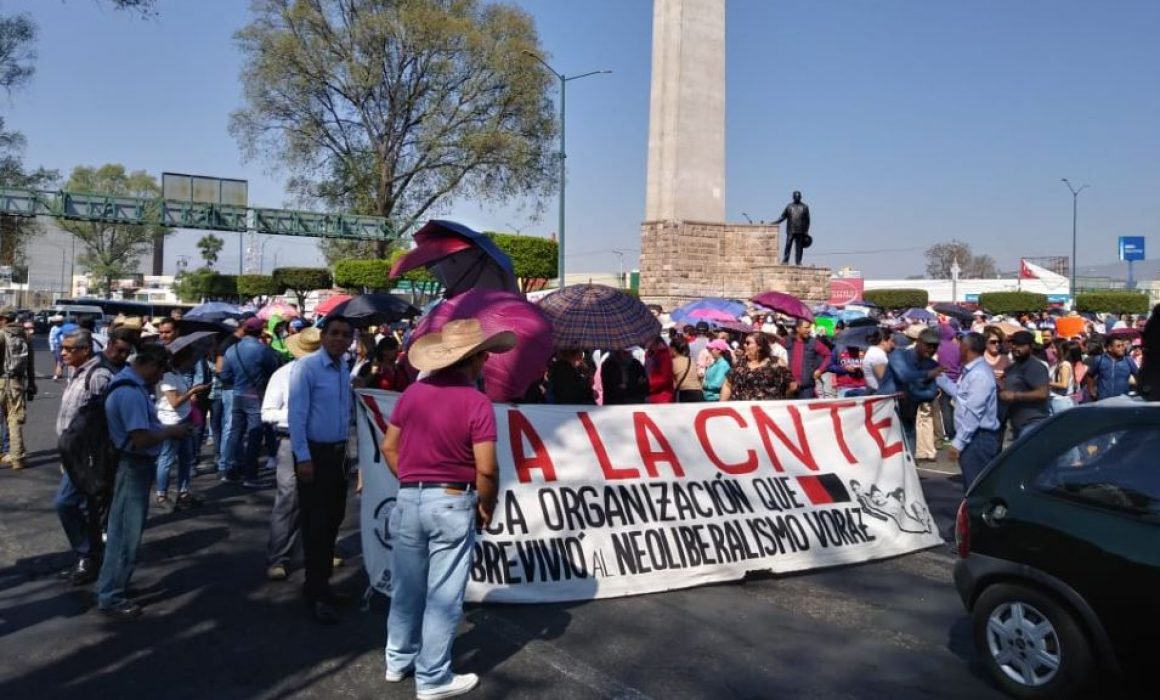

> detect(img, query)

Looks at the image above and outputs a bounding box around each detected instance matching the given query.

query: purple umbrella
[390,219,518,297]
[410,289,552,402]
[751,290,814,322]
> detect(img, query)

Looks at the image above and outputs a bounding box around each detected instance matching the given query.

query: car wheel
[973,583,1094,699]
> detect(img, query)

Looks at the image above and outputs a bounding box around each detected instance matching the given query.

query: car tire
[973,583,1094,699]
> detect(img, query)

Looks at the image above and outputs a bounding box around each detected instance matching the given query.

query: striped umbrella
[538,284,661,350]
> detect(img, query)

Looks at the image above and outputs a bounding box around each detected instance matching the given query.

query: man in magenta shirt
[380,319,516,700]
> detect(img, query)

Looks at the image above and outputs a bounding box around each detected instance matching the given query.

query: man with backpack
[219,316,281,487]
[95,344,193,620]
[0,307,36,470]
[54,329,137,585]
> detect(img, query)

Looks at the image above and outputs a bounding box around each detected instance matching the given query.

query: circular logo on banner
[373,496,397,551]
[829,279,862,305]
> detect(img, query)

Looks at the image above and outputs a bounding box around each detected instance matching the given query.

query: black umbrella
[329,293,420,327]
[932,304,974,324]
[834,325,879,349]
[847,316,879,328]
[177,318,231,336]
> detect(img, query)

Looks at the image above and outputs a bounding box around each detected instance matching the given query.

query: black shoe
[100,601,143,620]
[311,600,338,624]
[67,558,99,586]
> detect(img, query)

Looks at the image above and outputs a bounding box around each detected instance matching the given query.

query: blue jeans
[55,471,91,558]
[837,387,868,398]
[96,456,156,609]
[386,487,478,691]
[216,390,234,473]
[959,428,1001,492]
[156,434,194,494]
[226,391,263,480]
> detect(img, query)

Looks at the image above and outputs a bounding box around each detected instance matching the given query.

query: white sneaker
[416,673,479,699]
[384,666,412,683]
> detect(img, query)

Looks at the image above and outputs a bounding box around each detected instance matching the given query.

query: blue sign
[1119,236,1145,262]
[964,294,979,303]
[1047,294,1071,304]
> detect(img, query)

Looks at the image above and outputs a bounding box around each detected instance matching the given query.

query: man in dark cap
[219,316,281,485]
[1001,331,1050,440]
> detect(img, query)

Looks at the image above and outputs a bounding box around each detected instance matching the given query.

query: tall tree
[57,165,168,298]
[0,13,57,269]
[924,240,999,279]
[0,11,35,93]
[197,233,225,268]
[231,0,558,257]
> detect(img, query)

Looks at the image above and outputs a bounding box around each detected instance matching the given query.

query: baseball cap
[1010,330,1035,346]
[243,317,265,333]
[918,328,940,345]
[695,322,710,333]
[0,307,15,320]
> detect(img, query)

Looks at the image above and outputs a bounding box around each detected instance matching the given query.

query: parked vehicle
[953,402,1159,698]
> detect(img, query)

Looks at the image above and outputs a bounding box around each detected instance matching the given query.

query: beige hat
[903,324,926,340]
[408,319,516,372]
[113,314,144,331]
[286,327,322,359]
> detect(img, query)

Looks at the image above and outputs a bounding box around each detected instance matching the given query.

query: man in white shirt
[261,327,321,581]
[862,328,895,394]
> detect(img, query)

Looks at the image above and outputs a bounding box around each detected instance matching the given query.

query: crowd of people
[9,293,1158,699]
[522,303,1156,492]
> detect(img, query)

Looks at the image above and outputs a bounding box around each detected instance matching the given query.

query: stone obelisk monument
[639,0,830,308]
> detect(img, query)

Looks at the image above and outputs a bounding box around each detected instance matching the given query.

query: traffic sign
[1118,236,1145,262]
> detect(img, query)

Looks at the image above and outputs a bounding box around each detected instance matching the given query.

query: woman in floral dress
[721,333,797,401]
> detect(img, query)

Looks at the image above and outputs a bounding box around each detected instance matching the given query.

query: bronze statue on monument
[773,191,811,266]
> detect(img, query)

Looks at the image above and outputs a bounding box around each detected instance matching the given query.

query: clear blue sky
[4,0,1158,279]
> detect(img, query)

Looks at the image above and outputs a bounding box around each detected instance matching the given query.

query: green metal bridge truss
[0,187,395,241]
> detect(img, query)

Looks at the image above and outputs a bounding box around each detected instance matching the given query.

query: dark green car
[953,402,1159,699]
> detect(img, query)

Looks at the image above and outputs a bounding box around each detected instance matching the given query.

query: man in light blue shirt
[97,344,192,619]
[287,315,355,623]
[936,332,1000,491]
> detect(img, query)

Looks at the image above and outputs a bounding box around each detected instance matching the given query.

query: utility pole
[1061,178,1089,303]
[524,51,611,287]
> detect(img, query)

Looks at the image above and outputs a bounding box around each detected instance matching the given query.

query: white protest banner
[357,391,943,603]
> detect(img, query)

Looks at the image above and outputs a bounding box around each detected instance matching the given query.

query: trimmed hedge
[334,259,393,291]
[978,291,1048,315]
[1075,290,1150,315]
[236,274,279,298]
[862,288,928,310]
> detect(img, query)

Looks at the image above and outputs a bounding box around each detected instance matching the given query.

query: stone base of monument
[639,220,831,311]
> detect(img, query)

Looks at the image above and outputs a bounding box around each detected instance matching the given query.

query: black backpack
[58,375,137,498]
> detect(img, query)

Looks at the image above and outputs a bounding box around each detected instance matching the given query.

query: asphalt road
[1,345,1005,699]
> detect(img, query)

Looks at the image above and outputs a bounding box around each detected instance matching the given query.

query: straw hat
[286,327,322,359]
[408,319,516,372]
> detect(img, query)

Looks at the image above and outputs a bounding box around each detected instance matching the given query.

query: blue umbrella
[670,297,747,325]
[838,309,868,323]
[390,219,518,297]
[186,301,243,323]
[903,308,935,322]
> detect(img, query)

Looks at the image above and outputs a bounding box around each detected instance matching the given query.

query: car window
[1033,427,1160,515]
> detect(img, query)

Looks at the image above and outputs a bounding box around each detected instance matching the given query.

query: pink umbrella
[751,290,814,322]
[687,307,737,323]
[410,288,553,402]
[257,301,299,320]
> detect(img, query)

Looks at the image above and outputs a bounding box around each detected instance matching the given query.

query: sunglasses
[60,345,80,352]
[986,339,1000,345]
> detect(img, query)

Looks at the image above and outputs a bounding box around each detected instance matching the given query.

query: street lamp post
[524,51,610,287]
[1061,178,1089,303]
[741,212,754,224]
